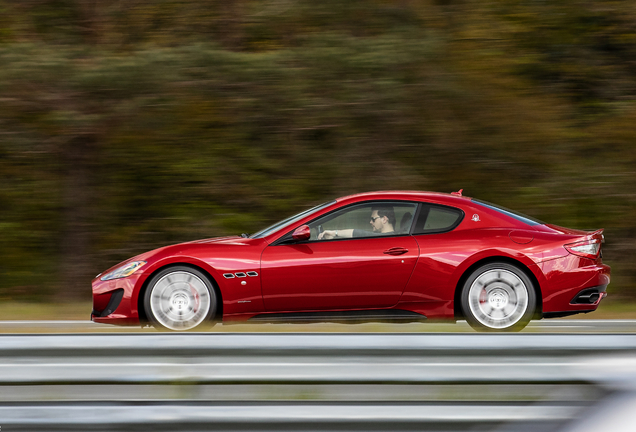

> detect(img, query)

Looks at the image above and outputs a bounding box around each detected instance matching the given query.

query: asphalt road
[1,318,636,332]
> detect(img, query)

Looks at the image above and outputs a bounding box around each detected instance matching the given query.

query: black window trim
[408,203,425,235]
[411,202,465,235]
[273,199,420,246]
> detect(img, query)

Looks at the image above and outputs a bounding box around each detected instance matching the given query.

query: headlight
[100,261,146,281]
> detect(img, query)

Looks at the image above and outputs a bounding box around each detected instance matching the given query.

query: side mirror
[292,225,311,241]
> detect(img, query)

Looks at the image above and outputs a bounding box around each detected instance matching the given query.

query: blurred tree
[0,0,635,301]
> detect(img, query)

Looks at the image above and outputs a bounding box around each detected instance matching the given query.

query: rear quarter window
[413,204,464,234]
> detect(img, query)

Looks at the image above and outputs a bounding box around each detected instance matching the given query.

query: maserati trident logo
[472,214,480,222]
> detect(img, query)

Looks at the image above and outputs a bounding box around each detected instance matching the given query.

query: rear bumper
[543,286,608,319]
[540,255,610,315]
[570,285,608,305]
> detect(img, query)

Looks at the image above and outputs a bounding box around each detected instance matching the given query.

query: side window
[307,202,418,241]
[413,204,463,234]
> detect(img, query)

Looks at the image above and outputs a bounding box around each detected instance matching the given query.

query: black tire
[460,262,536,332]
[143,266,217,331]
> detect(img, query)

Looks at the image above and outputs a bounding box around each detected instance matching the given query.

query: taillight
[565,238,601,259]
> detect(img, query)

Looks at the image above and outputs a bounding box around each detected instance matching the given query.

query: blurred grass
[0,302,94,321]
[0,299,634,335]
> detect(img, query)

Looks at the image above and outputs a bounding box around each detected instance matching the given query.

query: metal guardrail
[1,333,636,431]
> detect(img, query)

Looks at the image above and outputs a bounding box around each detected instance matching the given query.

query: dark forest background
[1,0,635,302]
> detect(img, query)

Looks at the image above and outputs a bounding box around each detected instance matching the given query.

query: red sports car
[91,191,610,332]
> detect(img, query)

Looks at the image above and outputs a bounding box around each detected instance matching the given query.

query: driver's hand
[318,230,334,240]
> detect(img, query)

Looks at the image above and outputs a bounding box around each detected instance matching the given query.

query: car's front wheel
[143,266,216,331]
[460,262,536,332]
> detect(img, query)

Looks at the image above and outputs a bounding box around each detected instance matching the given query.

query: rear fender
[451,250,545,320]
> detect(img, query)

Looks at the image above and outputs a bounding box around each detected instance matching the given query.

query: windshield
[250,201,336,239]
[473,199,544,226]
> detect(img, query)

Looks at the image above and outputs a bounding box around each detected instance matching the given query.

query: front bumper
[91,274,143,326]
[91,288,124,319]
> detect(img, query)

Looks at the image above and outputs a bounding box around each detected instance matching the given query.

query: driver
[318,205,396,239]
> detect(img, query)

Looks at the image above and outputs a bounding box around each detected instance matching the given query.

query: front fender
[130,255,225,318]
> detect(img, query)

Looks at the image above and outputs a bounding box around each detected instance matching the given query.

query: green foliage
[0,0,635,300]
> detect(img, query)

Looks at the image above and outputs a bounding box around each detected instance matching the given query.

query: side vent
[247,271,258,277]
[223,273,235,279]
[235,272,247,278]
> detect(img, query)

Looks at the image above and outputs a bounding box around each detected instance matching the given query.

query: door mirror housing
[292,225,311,241]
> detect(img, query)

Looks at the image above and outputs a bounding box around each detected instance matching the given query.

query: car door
[401,203,466,303]
[260,202,419,312]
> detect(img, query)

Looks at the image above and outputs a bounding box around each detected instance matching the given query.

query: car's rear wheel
[144,266,216,331]
[460,262,536,332]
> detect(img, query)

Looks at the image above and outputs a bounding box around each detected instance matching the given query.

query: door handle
[383,247,408,255]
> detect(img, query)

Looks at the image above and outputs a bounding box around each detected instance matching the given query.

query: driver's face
[370,210,383,232]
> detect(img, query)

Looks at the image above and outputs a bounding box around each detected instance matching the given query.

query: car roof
[335,190,471,206]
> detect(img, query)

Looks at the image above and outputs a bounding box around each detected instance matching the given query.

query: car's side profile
[92,191,610,332]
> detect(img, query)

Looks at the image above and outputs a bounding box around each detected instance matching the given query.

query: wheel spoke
[148,270,212,331]
[468,267,529,330]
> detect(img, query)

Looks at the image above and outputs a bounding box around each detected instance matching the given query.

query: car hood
[97,236,257,278]
[185,236,251,245]
[141,235,261,260]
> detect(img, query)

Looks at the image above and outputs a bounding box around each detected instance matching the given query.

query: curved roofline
[335,190,472,202]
